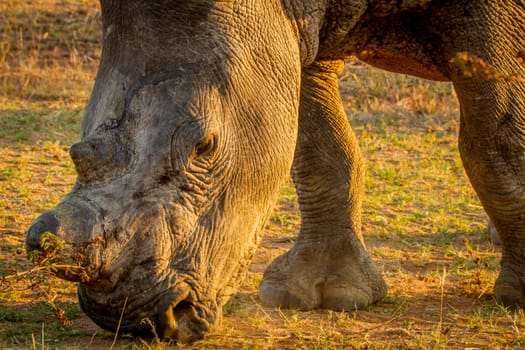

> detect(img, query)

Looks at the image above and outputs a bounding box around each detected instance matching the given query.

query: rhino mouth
[78,282,214,343]
[157,288,213,343]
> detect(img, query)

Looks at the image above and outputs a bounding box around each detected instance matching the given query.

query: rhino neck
[281,0,327,66]
[283,0,437,66]
[282,0,369,65]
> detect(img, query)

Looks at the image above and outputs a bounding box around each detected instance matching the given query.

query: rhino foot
[494,267,525,309]
[259,239,387,311]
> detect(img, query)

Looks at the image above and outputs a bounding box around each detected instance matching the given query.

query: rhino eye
[194,134,216,157]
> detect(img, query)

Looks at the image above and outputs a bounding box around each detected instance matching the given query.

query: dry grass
[0,0,99,109]
[1,1,524,349]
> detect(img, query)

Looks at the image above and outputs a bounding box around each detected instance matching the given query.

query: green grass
[0,108,83,143]
[1,1,524,349]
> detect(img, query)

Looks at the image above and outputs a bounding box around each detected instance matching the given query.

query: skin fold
[26,0,525,343]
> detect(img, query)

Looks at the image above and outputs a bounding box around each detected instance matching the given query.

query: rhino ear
[194,134,217,157]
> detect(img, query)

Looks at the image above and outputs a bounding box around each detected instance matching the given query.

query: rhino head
[26,1,302,342]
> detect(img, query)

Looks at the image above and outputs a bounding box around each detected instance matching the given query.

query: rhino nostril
[26,211,60,252]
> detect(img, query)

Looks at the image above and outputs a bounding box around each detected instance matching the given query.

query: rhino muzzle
[26,192,216,343]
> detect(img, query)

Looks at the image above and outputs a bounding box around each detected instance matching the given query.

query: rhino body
[27,0,525,342]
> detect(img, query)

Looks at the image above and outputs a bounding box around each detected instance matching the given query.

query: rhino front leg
[448,1,525,308]
[456,77,525,308]
[259,60,387,310]
[457,77,525,308]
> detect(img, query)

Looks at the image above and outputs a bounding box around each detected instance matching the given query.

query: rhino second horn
[70,139,99,179]
[70,134,128,183]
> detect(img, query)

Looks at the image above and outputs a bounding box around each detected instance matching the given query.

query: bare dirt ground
[1,1,524,349]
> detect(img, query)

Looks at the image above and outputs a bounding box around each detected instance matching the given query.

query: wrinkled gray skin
[26,0,525,343]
